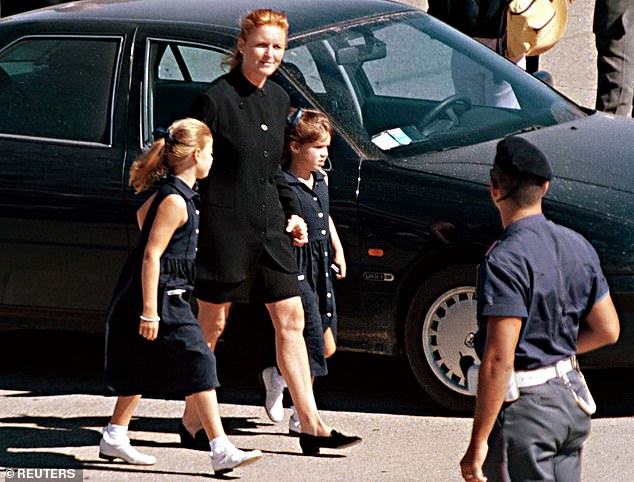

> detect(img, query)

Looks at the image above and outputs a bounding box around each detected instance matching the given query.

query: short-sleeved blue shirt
[474,214,609,370]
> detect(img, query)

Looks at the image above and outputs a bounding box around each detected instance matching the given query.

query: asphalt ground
[2,1,634,481]
[0,328,633,482]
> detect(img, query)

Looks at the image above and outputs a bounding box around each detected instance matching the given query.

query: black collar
[228,67,267,98]
[283,170,325,186]
[166,175,198,201]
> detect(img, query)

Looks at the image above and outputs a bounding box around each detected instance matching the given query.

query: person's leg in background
[181,301,231,442]
[594,0,634,116]
[526,55,539,74]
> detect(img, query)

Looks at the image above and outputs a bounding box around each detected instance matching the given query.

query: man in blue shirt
[460,137,620,482]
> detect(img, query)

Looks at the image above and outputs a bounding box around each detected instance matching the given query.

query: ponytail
[129,138,170,193]
[129,118,212,193]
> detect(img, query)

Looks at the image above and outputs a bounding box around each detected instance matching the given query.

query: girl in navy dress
[101,118,261,475]
[262,108,348,435]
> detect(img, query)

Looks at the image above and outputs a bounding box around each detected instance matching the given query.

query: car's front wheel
[405,265,479,412]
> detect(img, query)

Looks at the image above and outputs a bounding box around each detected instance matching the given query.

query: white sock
[210,435,233,456]
[106,423,128,444]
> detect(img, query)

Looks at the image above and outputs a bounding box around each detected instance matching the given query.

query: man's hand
[459,316,521,482]
[286,214,308,246]
[460,441,488,481]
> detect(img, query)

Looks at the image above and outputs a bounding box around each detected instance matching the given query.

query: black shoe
[178,421,209,451]
[299,430,362,455]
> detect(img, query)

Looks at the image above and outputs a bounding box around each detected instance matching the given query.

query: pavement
[3,1,633,481]
[1,327,634,482]
[2,387,634,481]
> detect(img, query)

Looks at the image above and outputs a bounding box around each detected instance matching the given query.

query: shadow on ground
[1,325,632,419]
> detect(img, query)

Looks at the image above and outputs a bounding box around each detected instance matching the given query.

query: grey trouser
[483,370,592,482]
[594,0,634,116]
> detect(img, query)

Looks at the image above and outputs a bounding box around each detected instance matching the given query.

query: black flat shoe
[299,430,362,455]
[178,421,209,451]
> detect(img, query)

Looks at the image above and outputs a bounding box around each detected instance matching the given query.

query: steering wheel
[417,94,472,133]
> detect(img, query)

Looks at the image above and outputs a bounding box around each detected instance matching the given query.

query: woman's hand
[139,318,159,340]
[287,214,308,246]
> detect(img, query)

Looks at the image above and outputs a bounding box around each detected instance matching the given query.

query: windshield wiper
[507,124,545,136]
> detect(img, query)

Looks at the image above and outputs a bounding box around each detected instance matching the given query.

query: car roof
[5,0,414,38]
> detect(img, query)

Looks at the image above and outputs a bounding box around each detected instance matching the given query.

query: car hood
[390,112,634,224]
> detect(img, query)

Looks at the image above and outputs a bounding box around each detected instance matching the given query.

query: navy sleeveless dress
[284,170,337,378]
[104,176,218,399]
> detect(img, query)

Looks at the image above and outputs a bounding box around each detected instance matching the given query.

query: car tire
[405,265,479,412]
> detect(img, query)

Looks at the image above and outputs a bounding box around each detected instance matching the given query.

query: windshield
[285,12,585,157]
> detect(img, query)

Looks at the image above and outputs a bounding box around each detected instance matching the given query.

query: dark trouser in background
[483,371,591,482]
[594,0,634,116]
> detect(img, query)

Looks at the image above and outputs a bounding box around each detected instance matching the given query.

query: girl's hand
[334,251,347,279]
[287,214,308,246]
[139,318,159,341]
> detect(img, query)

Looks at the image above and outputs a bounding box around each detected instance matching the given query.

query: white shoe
[288,406,301,435]
[211,445,263,475]
[261,366,285,422]
[99,429,156,465]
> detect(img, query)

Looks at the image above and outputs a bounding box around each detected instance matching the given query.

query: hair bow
[153,127,175,144]
[287,108,304,129]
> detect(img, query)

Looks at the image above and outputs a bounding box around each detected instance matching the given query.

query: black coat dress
[104,176,218,399]
[190,68,300,285]
[428,0,510,38]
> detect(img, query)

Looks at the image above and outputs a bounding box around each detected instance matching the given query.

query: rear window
[0,36,121,144]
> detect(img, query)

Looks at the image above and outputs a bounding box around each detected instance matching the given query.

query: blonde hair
[282,108,332,168]
[225,8,289,71]
[129,118,212,193]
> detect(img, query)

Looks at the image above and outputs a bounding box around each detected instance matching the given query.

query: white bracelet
[140,315,160,323]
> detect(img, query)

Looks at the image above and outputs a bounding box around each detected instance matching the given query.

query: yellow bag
[506,0,568,60]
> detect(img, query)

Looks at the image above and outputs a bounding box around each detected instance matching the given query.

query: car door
[0,31,131,325]
[123,28,232,228]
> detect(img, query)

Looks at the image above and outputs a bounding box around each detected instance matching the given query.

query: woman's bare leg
[198,300,232,352]
[266,296,331,436]
[182,301,232,434]
[188,389,226,440]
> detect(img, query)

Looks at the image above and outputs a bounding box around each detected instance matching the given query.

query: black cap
[494,137,553,180]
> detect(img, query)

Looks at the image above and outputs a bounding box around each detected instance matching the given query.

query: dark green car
[0,0,632,411]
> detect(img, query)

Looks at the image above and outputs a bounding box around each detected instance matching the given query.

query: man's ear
[541,180,550,197]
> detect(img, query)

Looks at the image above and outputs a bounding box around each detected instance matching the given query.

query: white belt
[514,357,575,388]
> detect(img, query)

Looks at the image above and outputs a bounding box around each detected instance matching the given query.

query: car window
[283,45,326,94]
[157,45,225,82]
[145,40,226,144]
[0,36,121,144]
[287,12,585,157]
[360,22,455,101]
